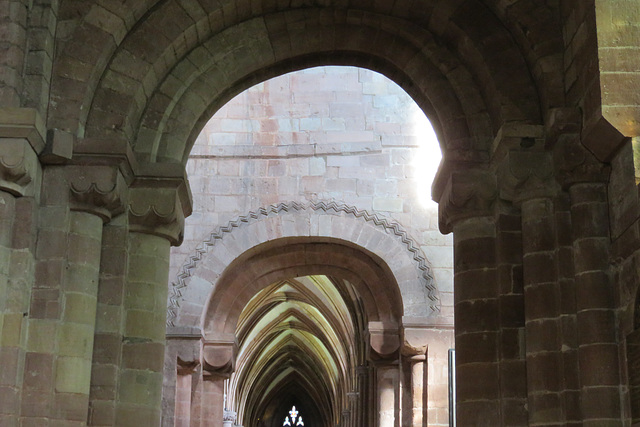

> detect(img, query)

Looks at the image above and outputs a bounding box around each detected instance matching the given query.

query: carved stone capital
[128,163,192,246]
[497,149,556,204]
[67,165,128,222]
[554,135,610,188]
[202,339,237,376]
[367,321,400,361]
[436,168,497,234]
[0,138,40,196]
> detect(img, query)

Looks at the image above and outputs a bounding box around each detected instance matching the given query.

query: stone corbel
[367,321,400,361]
[436,168,497,234]
[128,163,192,246]
[0,138,40,196]
[202,339,237,377]
[67,165,128,222]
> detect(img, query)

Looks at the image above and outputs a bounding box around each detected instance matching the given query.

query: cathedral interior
[1,1,640,426]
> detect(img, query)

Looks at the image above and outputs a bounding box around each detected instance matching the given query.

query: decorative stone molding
[167,200,438,326]
[129,166,192,246]
[202,339,237,376]
[436,169,497,234]
[67,165,128,222]
[0,138,40,196]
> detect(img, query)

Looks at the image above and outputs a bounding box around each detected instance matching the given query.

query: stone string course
[167,200,438,326]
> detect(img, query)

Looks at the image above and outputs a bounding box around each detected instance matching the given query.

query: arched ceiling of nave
[51,0,563,165]
[231,276,359,427]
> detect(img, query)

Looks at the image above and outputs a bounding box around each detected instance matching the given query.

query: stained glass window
[282,406,304,426]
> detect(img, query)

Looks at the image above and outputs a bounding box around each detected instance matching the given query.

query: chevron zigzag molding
[167,200,439,326]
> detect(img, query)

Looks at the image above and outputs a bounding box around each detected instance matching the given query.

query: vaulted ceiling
[229,275,366,427]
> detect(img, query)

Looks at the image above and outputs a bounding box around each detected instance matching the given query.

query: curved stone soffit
[167,200,439,326]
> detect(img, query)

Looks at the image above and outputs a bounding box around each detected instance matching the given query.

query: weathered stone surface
[1,1,640,426]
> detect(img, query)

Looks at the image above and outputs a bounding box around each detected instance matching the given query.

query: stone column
[376,363,399,427]
[355,365,369,427]
[520,195,567,425]
[23,160,125,426]
[0,128,41,425]
[201,374,225,427]
[556,135,622,425]
[500,145,567,426]
[436,168,500,425]
[409,354,426,427]
[499,134,592,426]
[368,323,400,427]
[114,173,191,426]
[199,340,236,427]
[570,182,621,425]
[190,367,205,427]
[341,409,351,427]
[346,391,358,427]
[494,205,528,426]
[174,370,193,427]
[88,216,129,426]
[162,332,201,427]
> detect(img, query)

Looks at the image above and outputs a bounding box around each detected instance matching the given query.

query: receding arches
[168,201,442,331]
[230,276,362,427]
[203,238,402,337]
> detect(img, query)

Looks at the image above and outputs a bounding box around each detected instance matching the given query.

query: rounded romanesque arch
[168,200,440,332]
[48,1,558,169]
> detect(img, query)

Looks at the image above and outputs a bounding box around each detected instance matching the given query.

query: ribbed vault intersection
[230,276,364,427]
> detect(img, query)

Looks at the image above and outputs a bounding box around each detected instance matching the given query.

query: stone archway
[4,1,640,426]
[168,200,441,329]
[164,201,451,426]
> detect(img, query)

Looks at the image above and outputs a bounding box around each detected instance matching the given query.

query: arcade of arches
[1,1,640,426]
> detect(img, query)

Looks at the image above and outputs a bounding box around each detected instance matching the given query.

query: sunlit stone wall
[170,66,453,319]
[167,67,454,424]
